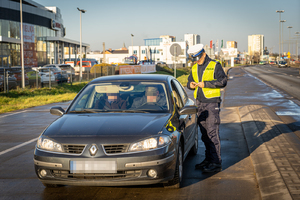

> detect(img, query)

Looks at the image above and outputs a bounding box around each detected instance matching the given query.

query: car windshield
[68,81,170,113]
[279,61,286,64]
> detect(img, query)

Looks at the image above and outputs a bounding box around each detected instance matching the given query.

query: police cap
[187,44,205,58]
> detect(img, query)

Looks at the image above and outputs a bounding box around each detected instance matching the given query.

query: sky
[34,0,300,54]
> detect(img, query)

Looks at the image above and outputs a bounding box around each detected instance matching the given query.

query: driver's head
[145,86,159,102]
[106,85,119,102]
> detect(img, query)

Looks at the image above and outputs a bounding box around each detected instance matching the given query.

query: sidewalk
[221,66,300,200]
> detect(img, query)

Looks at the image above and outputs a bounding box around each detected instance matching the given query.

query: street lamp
[287,26,293,55]
[296,32,300,61]
[77,7,86,82]
[276,10,284,59]
[20,0,25,89]
[131,34,134,56]
[280,20,286,57]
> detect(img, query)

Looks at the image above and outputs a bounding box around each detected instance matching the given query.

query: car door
[171,79,196,157]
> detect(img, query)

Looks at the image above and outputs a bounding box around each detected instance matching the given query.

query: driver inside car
[94,85,127,109]
[131,86,167,109]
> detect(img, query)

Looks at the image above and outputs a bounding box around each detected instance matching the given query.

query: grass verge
[0,82,87,114]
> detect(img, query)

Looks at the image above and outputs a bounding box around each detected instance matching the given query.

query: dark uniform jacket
[187,55,227,103]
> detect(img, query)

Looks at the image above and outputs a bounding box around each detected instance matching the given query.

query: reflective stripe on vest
[192,61,221,99]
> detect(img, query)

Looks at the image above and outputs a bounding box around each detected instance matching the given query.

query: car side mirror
[50,107,65,116]
[178,105,197,115]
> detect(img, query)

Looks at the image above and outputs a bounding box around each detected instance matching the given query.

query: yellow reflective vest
[192,61,221,99]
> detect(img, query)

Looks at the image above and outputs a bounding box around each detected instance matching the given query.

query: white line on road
[0,137,38,156]
[0,110,27,118]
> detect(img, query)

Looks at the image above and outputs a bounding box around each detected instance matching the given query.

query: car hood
[43,113,171,143]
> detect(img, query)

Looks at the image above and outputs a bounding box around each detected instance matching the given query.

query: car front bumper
[34,147,176,187]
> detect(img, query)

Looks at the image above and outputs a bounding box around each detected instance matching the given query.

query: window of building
[1,20,10,37]
[142,50,145,54]
[133,50,137,54]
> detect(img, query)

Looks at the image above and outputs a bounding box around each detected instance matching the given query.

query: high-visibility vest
[192,61,221,99]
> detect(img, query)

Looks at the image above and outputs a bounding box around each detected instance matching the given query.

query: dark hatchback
[34,74,198,188]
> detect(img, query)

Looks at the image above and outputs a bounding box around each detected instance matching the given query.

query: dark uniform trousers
[196,100,221,164]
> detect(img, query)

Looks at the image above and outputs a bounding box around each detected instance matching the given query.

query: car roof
[89,74,173,84]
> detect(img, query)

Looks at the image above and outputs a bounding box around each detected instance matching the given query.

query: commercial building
[184,34,200,47]
[248,34,264,56]
[226,41,237,48]
[0,0,89,68]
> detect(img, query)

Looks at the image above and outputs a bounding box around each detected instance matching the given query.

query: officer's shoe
[195,160,210,170]
[202,163,222,173]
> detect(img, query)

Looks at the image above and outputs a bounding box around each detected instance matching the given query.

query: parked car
[55,73,68,84]
[259,61,267,65]
[269,61,277,65]
[57,64,75,80]
[40,72,56,87]
[34,74,198,188]
[41,65,63,76]
[278,60,288,68]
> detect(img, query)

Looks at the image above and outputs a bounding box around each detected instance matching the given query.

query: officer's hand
[197,82,204,88]
[190,82,197,89]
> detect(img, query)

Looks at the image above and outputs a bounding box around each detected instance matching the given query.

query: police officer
[187,44,227,173]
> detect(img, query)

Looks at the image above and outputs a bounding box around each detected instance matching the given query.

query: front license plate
[70,160,117,173]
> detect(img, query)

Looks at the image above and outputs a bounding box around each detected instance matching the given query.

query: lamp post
[20,0,25,89]
[276,10,284,59]
[287,26,293,55]
[280,20,286,57]
[131,34,134,56]
[77,7,86,82]
[296,32,300,61]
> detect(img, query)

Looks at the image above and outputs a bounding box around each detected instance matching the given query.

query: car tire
[190,128,198,155]
[164,142,183,189]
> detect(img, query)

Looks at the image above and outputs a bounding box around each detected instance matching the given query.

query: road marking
[0,110,27,118]
[0,137,38,156]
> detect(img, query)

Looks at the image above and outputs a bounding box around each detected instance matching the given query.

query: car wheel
[164,142,183,189]
[190,128,198,155]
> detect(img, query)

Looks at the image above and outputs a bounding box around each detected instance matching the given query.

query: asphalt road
[243,65,300,101]
[242,65,300,137]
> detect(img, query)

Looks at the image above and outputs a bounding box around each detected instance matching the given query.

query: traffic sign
[170,43,181,56]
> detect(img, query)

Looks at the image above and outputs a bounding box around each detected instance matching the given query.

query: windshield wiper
[69,109,101,113]
[114,110,150,113]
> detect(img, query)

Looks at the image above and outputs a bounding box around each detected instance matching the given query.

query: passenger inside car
[131,86,167,109]
[94,85,127,109]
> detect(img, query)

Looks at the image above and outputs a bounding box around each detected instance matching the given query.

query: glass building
[0,0,89,68]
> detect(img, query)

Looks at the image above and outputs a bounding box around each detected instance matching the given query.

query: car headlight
[36,136,63,152]
[128,135,171,152]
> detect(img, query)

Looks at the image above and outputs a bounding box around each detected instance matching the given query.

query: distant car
[55,73,68,84]
[40,71,56,87]
[259,61,267,65]
[278,60,288,68]
[269,61,277,65]
[9,66,30,87]
[57,64,75,79]
[33,74,198,189]
[41,65,63,76]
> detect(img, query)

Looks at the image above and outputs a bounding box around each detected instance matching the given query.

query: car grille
[103,144,128,154]
[51,170,141,179]
[63,144,86,154]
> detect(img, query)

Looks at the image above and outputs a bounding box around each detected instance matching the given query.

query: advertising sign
[221,48,237,57]
[22,23,37,68]
[119,65,156,74]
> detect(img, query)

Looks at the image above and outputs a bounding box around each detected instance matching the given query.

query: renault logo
[89,144,98,156]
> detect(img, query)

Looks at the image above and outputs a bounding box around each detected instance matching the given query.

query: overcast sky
[34,0,300,54]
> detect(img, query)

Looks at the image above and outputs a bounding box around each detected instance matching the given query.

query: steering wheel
[138,102,164,110]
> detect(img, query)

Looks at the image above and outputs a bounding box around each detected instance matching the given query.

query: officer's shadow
[182,118,298,188]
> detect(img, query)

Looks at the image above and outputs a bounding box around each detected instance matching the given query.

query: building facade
[184,34,200,47]
[0,0,89,68]
[248,34,264,56]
